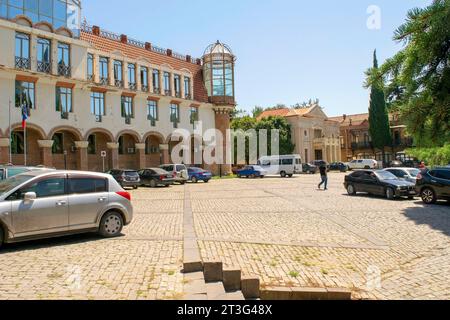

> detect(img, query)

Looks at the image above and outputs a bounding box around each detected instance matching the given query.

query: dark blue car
[236,166,268,178]
[188,167,212,183]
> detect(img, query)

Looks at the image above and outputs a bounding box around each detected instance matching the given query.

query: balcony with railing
[87,74,94,81]
[15,56,31,70]
[128,83,137,91]
[141,85,149,92]
[99,77,109,86]
[351,141,373,150]
[37,61,51,73]
[393,137,414,148]
[115,80,123,88]
[58,63,71,77]
[153,87,161,94]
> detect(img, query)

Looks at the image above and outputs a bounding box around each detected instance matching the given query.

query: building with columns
[258,105,341,164]
[0,1,236,175]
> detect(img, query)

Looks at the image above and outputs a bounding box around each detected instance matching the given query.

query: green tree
[367,50,392,164]
[366,0,450,147]
[251,106,264,119]
[255,116,295,156]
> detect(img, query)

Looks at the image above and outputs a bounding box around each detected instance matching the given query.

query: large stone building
[329,113,414,163]
[258,105,341,163]
[0,0,236,174]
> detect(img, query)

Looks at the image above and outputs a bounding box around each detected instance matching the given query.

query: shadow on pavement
[403,201,450,237]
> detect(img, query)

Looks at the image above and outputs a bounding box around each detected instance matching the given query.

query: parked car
[403,159,421,168]
[236,166,268,178]
[329,162,349,172]
[159,164,188,185]
[344,170,416,200]
[416,167,450,204]
[187,167,212,183]
[311,160,330,171]
[0,170,133,248]
[138,168,174,188]
[0,165,54,181]
[384,168,420,184]
[106,169,140,189]
[389,160,404,168]
[348,159,378,170]
[302,163,318,174]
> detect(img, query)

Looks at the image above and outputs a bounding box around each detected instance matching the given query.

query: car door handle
[98,197,107,202]
[56,201,67,206]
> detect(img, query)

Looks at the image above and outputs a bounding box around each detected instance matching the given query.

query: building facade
[329,113,414,163]
[0,2,236,174]
[258,105,341,163]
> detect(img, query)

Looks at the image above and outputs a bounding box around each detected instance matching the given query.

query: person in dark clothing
[318,165,328,190]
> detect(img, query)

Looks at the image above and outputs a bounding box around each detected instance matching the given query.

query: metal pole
[8,99,12,164]
[24,123,27,166]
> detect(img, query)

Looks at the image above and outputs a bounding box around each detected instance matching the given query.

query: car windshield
[407,169,420,177]
[0,175,34,197]
[375,171,398,180]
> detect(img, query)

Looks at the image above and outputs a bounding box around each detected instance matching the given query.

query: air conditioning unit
[125,117,131,125]
[95,115,102,122]
[70,145,77,153]
[61,112,69,119]
[127,148,135,154]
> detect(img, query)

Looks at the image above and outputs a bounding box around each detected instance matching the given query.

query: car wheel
[386,187,395,200]
[250,174,256,179]
[99,211,124,238]
[150,179,157,188]
[133,185,138,189]
[192,177,198,183]
[0,226,4,248]
[280,171,287,178]
[288,174,293,178]
[364,166,370,169]
[421,188,437,204]
[204,180,210,183]
[180,181,186,185]
[306,170,310,174]
[260,175,264,179]
[347,184,356,196]
[408,196,414,200]
[237,174,241,178]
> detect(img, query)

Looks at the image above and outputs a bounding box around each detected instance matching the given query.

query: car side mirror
[23,192,37,203]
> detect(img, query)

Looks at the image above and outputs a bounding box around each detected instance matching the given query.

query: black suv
[416,168,450,204]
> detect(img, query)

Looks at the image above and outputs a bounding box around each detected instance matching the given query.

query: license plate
[409,191,416,195]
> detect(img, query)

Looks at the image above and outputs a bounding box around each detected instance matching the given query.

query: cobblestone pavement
[191,174,450,300]
[0,187,185,300]
[1,174,449,300]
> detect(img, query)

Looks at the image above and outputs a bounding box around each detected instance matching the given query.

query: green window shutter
[121,99,125,117]
[55,88,60,111]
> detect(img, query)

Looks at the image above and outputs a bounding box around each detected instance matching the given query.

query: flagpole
[24,122,27,166]
[8,99,12,164]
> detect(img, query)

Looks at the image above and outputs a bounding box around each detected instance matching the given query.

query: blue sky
[82,0,430,117]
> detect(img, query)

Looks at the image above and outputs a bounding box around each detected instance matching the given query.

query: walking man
[318,164,328,190]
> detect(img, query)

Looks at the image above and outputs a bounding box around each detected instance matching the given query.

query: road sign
[101,151,107,157]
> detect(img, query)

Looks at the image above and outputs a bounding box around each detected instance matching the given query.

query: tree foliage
[366,0,450,147]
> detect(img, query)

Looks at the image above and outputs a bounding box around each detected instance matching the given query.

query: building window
[128,63,136,90]
[118,136,124,155]
[147,100,158,126]
[184,76,191,99]
[90,91,105,118]
[87,134,96,155]
[11,131,24,154]
[114,60,123,87]
[164,72,171,95]
[15,81,35,110]
[57,42,70,76]
[15,32,30,69]
[87,53,94,80]
[170,103,180,128]
[121,96,134,118]
[190,106,199,126]
[141,66,148,92]
[174,74,181,98]
[152,69,160,93]
[37,38,51,73]
[52,132,64,154]
[99,56,109,84]
[56,86,72,115]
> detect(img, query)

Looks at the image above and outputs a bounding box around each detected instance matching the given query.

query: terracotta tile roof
[257,108,291,120]
[286,106,314,117]
[80,31,209,103]
[330,112,400,126]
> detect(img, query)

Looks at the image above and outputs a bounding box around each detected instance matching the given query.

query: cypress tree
[368,50,392,165]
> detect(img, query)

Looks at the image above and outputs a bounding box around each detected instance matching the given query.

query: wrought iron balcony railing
[115,80,123,88]
[153,87,161,94]
[87,74,94,81]
[185,94,192,100]
[141,85,149,92]
[175,92,181,98]
[125,117,132,125]
[15,56,30,70]
[351,142,373,150]
[128,83,137,91]
[99,77,109,86]
[37,61,51,73]
[164,89,171,96]
[61,112,69,120]
[58,63,71,77]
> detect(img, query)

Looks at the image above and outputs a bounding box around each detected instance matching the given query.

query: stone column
[30,34,37,72]
[213,107,233,176]
[107,142,119,169]
[108,59,115,86]
[94,54,100,83]
[75,141,89,171]
[169,73,175,96]
[160,144,170,164]
[0,138,10,164]
[149,68,155,94]
[123,61,129,89]
[135,143,146,169]
[38,140,54,168]
[181,75,186,99]
[51,39,58,75]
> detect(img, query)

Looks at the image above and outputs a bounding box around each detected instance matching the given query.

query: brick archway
[117,131,140,169]
[48,126,83,141]
[85,129,115,172]
[9,125,46,166]
[143,132,165,167]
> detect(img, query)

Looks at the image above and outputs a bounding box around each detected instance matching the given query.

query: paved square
[0,173,449,300]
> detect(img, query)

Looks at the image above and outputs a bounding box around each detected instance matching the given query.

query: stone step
[206,282,226,300]
[216,291,245,301]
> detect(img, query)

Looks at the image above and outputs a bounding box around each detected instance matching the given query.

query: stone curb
[260,286,352,300]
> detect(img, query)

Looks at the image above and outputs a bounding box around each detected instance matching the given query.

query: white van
[257,155,302,177]
[348,159,378,170]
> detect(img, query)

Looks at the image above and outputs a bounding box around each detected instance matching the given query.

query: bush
[407,144,450,167]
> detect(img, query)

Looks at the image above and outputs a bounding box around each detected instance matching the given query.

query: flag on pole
[21,103,28,129]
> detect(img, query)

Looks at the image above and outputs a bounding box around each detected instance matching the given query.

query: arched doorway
[190,135,203,168]
[50,129,80,170]
[10,126,45,166]
[118,132,139,169]
[85,130,114,172]
[144,133,164,168]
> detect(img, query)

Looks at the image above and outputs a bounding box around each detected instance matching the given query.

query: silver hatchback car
[0,170,133,248]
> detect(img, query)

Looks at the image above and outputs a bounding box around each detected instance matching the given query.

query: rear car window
[69,178,107,194]
[162,165,174,171]
[176,165,186,171]
[125,171,139,177]
[434,170,450,180]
